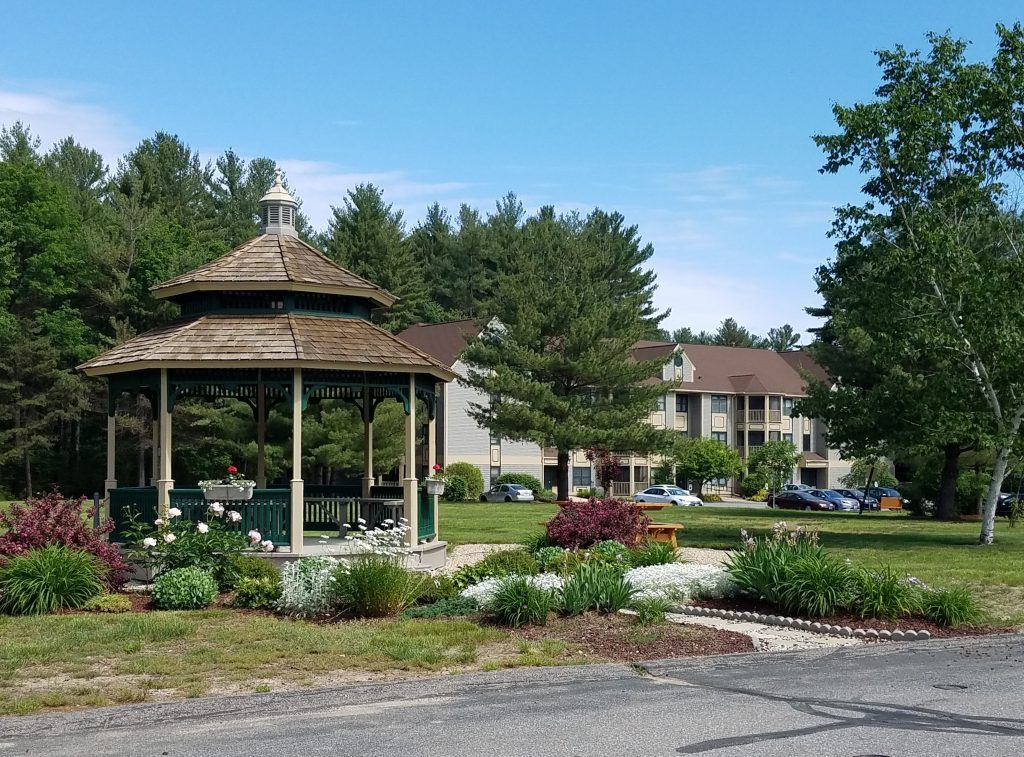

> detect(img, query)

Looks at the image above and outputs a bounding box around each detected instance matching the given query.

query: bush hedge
[546,498,650,550]
[445,462,485,501]
[152,567,218,610]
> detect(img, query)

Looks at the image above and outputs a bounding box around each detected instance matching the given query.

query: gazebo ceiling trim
[149,234,397,308]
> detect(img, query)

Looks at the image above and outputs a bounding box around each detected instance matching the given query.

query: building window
[711,431,727,444]
[572,467,592,487]
[769,430,780,442]
[544,465,558,489]
[490,466,501,483]
[711,395,728,413]
[784,397,795,416]
[655,396,666,411]
[803,433,812,452]
[769,396,781,411]
[675,394,688,413]
[748,430,765,447]
[633,466,649,484]
[783,433,793,445]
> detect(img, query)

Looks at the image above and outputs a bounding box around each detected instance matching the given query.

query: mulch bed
[512,612,753,661]
[690,596,1008,638]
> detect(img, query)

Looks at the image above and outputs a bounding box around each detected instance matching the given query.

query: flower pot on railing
[202,484,254,501]
[425,478,445,496]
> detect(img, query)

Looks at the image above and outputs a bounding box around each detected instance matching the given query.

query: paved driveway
[3,635,1021,756]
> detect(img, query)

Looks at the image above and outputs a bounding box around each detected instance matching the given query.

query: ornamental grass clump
[631,597,672,626]
[0,493,129,588]
[627,540,680,568]
[0,546,105,615]
[921,586,982,627]
[560,562,637,615]
[853,565,922,619]
[151,567,218,610]
[778,552,858,618]
[489,576,555,627]
[276,556,337,618]
[546,498,650,550]
[724,522,823,607]
[333,556,425,618]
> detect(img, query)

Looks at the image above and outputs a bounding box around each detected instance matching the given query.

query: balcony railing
[745,444,763,458]
[612,481,632,497]
[747,409,765,422]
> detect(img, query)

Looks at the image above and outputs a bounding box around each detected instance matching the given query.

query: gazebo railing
[169,488,290,547]
[109,487,158,541]
[418,486,435,541]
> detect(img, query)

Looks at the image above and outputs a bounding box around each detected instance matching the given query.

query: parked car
[634,485,704,506]
[865,486,910,507]
[833,488,880,510]
[782,483,812,492]
[997,493,1019,517]
[767,490,835,511]
[480,484,534,503]
[808,489,860,512]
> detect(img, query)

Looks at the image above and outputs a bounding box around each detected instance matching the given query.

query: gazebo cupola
[78,170,454,556]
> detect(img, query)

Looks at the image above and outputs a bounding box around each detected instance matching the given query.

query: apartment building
[398,321,852,496]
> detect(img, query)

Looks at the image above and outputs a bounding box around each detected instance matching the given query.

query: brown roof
[678,343,819,396]
[631,340,678,362]
[396,319,480,367]
[150,234,396,306]
[780,349,832,386]
[78,314,453,379]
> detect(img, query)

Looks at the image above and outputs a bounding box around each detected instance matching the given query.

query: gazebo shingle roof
[78,314,453,378]
[150,234,396,306]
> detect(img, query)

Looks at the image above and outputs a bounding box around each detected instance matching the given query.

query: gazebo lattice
[79,171,454,554]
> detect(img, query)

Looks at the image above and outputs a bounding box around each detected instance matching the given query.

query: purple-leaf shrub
[0,493,130,588]
[546,498,650,550]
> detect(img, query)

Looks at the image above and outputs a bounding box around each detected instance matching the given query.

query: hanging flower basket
[425,478,445,496]
[199,465,255,501]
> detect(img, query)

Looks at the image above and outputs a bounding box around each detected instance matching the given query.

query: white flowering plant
[123,500,269,588]
[460,573,564,610]
[624,563,737,603]
[276,555,338,617]
[342,518,411,557]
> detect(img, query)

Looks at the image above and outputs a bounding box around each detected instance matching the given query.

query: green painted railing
[418,486,436,541]
[108,487,158,541]
[370,484,404,500]
[169,488,291,547]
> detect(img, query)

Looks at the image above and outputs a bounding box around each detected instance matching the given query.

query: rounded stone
[840,627,853,637]
[725,611,736,620]
[891,630,905,641]
[903,630,918,641]
[853,628,866,638]
[918,630,931,640]
[865,629,879,638]
[766,615,778,624]
[811,622,822,632]
[878,630,892,641]
[742,612,754,621]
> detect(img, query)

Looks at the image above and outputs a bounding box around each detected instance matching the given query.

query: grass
[440,502,1024,625]
[0,609,576,716]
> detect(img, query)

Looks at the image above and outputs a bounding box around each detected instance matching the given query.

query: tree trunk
[24,450,32,498]
[556,450,570,502]
[935,443,961,521]
[980,445,1012,544]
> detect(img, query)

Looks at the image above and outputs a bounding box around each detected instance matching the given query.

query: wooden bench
[646,523,685,548]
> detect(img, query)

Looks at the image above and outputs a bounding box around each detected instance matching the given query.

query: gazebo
[78,172,454,560]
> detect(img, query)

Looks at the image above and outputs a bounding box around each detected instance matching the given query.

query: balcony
[744,445,763,459]
[611,481,632,497]
[746,409,765,423]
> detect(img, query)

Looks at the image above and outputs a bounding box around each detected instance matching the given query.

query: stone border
[670,605,931,641]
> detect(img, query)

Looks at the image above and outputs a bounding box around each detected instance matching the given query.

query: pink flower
[226,510,242,522]
[142,537,157,548]
[163,532,177,544]
[433,464,441,471]
[227,465,238,474]
[260,539,274,552]
[167,507,182,518]
[154,518,165,527]
[208,502,225,516]
[196,522,209,534]
[248,529,262,543]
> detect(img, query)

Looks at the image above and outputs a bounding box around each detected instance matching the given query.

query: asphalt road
[2,636,1022,756]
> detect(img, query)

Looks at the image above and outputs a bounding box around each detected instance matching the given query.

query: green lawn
[440,502,1024,624]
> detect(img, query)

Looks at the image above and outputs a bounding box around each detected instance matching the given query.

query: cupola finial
[259,167,298,236]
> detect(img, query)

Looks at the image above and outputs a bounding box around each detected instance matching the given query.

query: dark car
[767,490,835,511]
[834,488,880,510]
[997,494,1019,518]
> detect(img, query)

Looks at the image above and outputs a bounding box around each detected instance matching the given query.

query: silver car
[633,485,704,506]
[809,489,859,512]
[480,484,534,503]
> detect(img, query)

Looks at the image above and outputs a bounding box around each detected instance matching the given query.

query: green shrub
[560,562,637,615]
[628,540,680,568]
[703,493,723,503]
[495,473,544,494]
[451,549,539,589]
[740,473,767,499]
[226,555,280,589]
[489,576,554,627]
[534,546,567,571]
[921,587,982,627]
[152,567,218,610]
[401,596,480,619]
[442,475,468,502]
[779,553,858,617]
[83,593,133,613]
[416,574,459,604]
[545,549,588,576]
[521,530,553,555]
[853,566,921,619]
[725,524,822,607]
[0,546,105,615]
[537,489,557,503]
[632,597,672,626]
[749,489,769,502]
[446,462,485,501]
[333,556,425,617]
[232,576,282,609]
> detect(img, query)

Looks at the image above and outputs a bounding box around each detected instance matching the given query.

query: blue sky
[2,1,1019,337]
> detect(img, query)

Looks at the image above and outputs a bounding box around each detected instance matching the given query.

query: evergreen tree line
[0,123,664,497]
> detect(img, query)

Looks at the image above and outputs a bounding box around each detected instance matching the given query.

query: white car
[633,485,704,507]
[480,483,535,503]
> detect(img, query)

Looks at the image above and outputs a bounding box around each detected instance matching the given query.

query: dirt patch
[690,597,1009,638]
[511,612,753,661]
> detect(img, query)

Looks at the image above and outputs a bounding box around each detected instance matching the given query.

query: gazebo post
[289,367,305,555]
[104,412,117,495]
[403,373,419,546]
[155,368,174,517]
[150,407,159,486]
[427,403,437,541]
[256,375,267,489]
[362,399,374,498]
